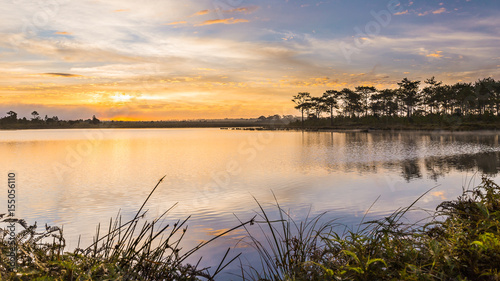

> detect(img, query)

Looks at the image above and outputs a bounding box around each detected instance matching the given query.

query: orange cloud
[166,21,187,25]
[394,10,408,15]
[114,9,129,12]
[433,7,446,14]
[193,9,210,16]
[418,7,446,16]
[427,51,443,58]
[197,18,249,26]
[54,31,72,35]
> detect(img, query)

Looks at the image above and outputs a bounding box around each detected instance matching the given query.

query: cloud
[192,9,210,16]
[42,73,82,77]
[113,9,129,12]
[70,63,162,78]
[166,21,187,26]
[196,18,249,26]
[433,7,446,14]
[0,0,498,120]
[1,34,145,63]
[394,10,409,16]
[223,6,259,14]
[426,51,444,58]
[418,7,447,16]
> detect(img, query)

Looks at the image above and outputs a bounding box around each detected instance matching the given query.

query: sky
[0,0,499,120]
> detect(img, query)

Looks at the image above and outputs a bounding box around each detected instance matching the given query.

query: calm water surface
[2,128,500,279]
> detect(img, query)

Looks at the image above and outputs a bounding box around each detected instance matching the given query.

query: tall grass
[2,176,500,280]
[240,176,500,280]
[0,176,254,280]
[237,194,335,280]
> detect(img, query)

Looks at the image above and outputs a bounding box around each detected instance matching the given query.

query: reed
[237,194,335,280]
[2,176,500,280]
[0,176,254,280]
[239,175,500,280]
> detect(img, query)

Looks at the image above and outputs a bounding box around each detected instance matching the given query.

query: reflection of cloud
[197,18,249,26]
[204,228,245,237]
[431,191,446,200]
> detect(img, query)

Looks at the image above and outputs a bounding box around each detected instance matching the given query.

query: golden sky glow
[1,0,499,120]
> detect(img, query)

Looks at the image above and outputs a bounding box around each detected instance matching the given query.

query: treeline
[292,77,500,127]
[0,110,100,127]
[256,114,297,124]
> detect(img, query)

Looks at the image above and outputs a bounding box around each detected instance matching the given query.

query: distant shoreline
[2,121,500,132]
[0,120,268,130]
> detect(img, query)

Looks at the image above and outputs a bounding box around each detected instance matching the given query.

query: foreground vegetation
[2,176,500,280]
[0,177,255,280]
[245,176,500,280]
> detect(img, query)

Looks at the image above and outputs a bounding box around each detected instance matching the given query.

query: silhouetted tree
[422,77,442,114]
[339,88,362,118]
[474,78,496,115]
[449,82,474,116]
[398,78,421,118]
[91,115,100,124]
[31,111,40,121]
[322,90,339,126]
[310,96,327,119]
[7,111,17,118]
[371,89,398,117]
[5,111,17,123]
[355,86,376,117]
[290,76,500,127]
[292,92,312,127]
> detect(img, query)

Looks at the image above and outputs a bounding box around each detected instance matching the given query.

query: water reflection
[424,152,500,180]
[299,131,500,182]
[1,129,500,279]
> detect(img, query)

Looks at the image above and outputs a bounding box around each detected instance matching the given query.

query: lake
[2,128,500,279]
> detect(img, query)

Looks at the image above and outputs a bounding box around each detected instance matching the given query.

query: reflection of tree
[424,152,500,181]
[424,157,452,181]
[476,153,499,175]
[369,132,402,143]
[401,159,422,182]
[344,132,370,144]
[356,163,377,173]
[298,131,500,182]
